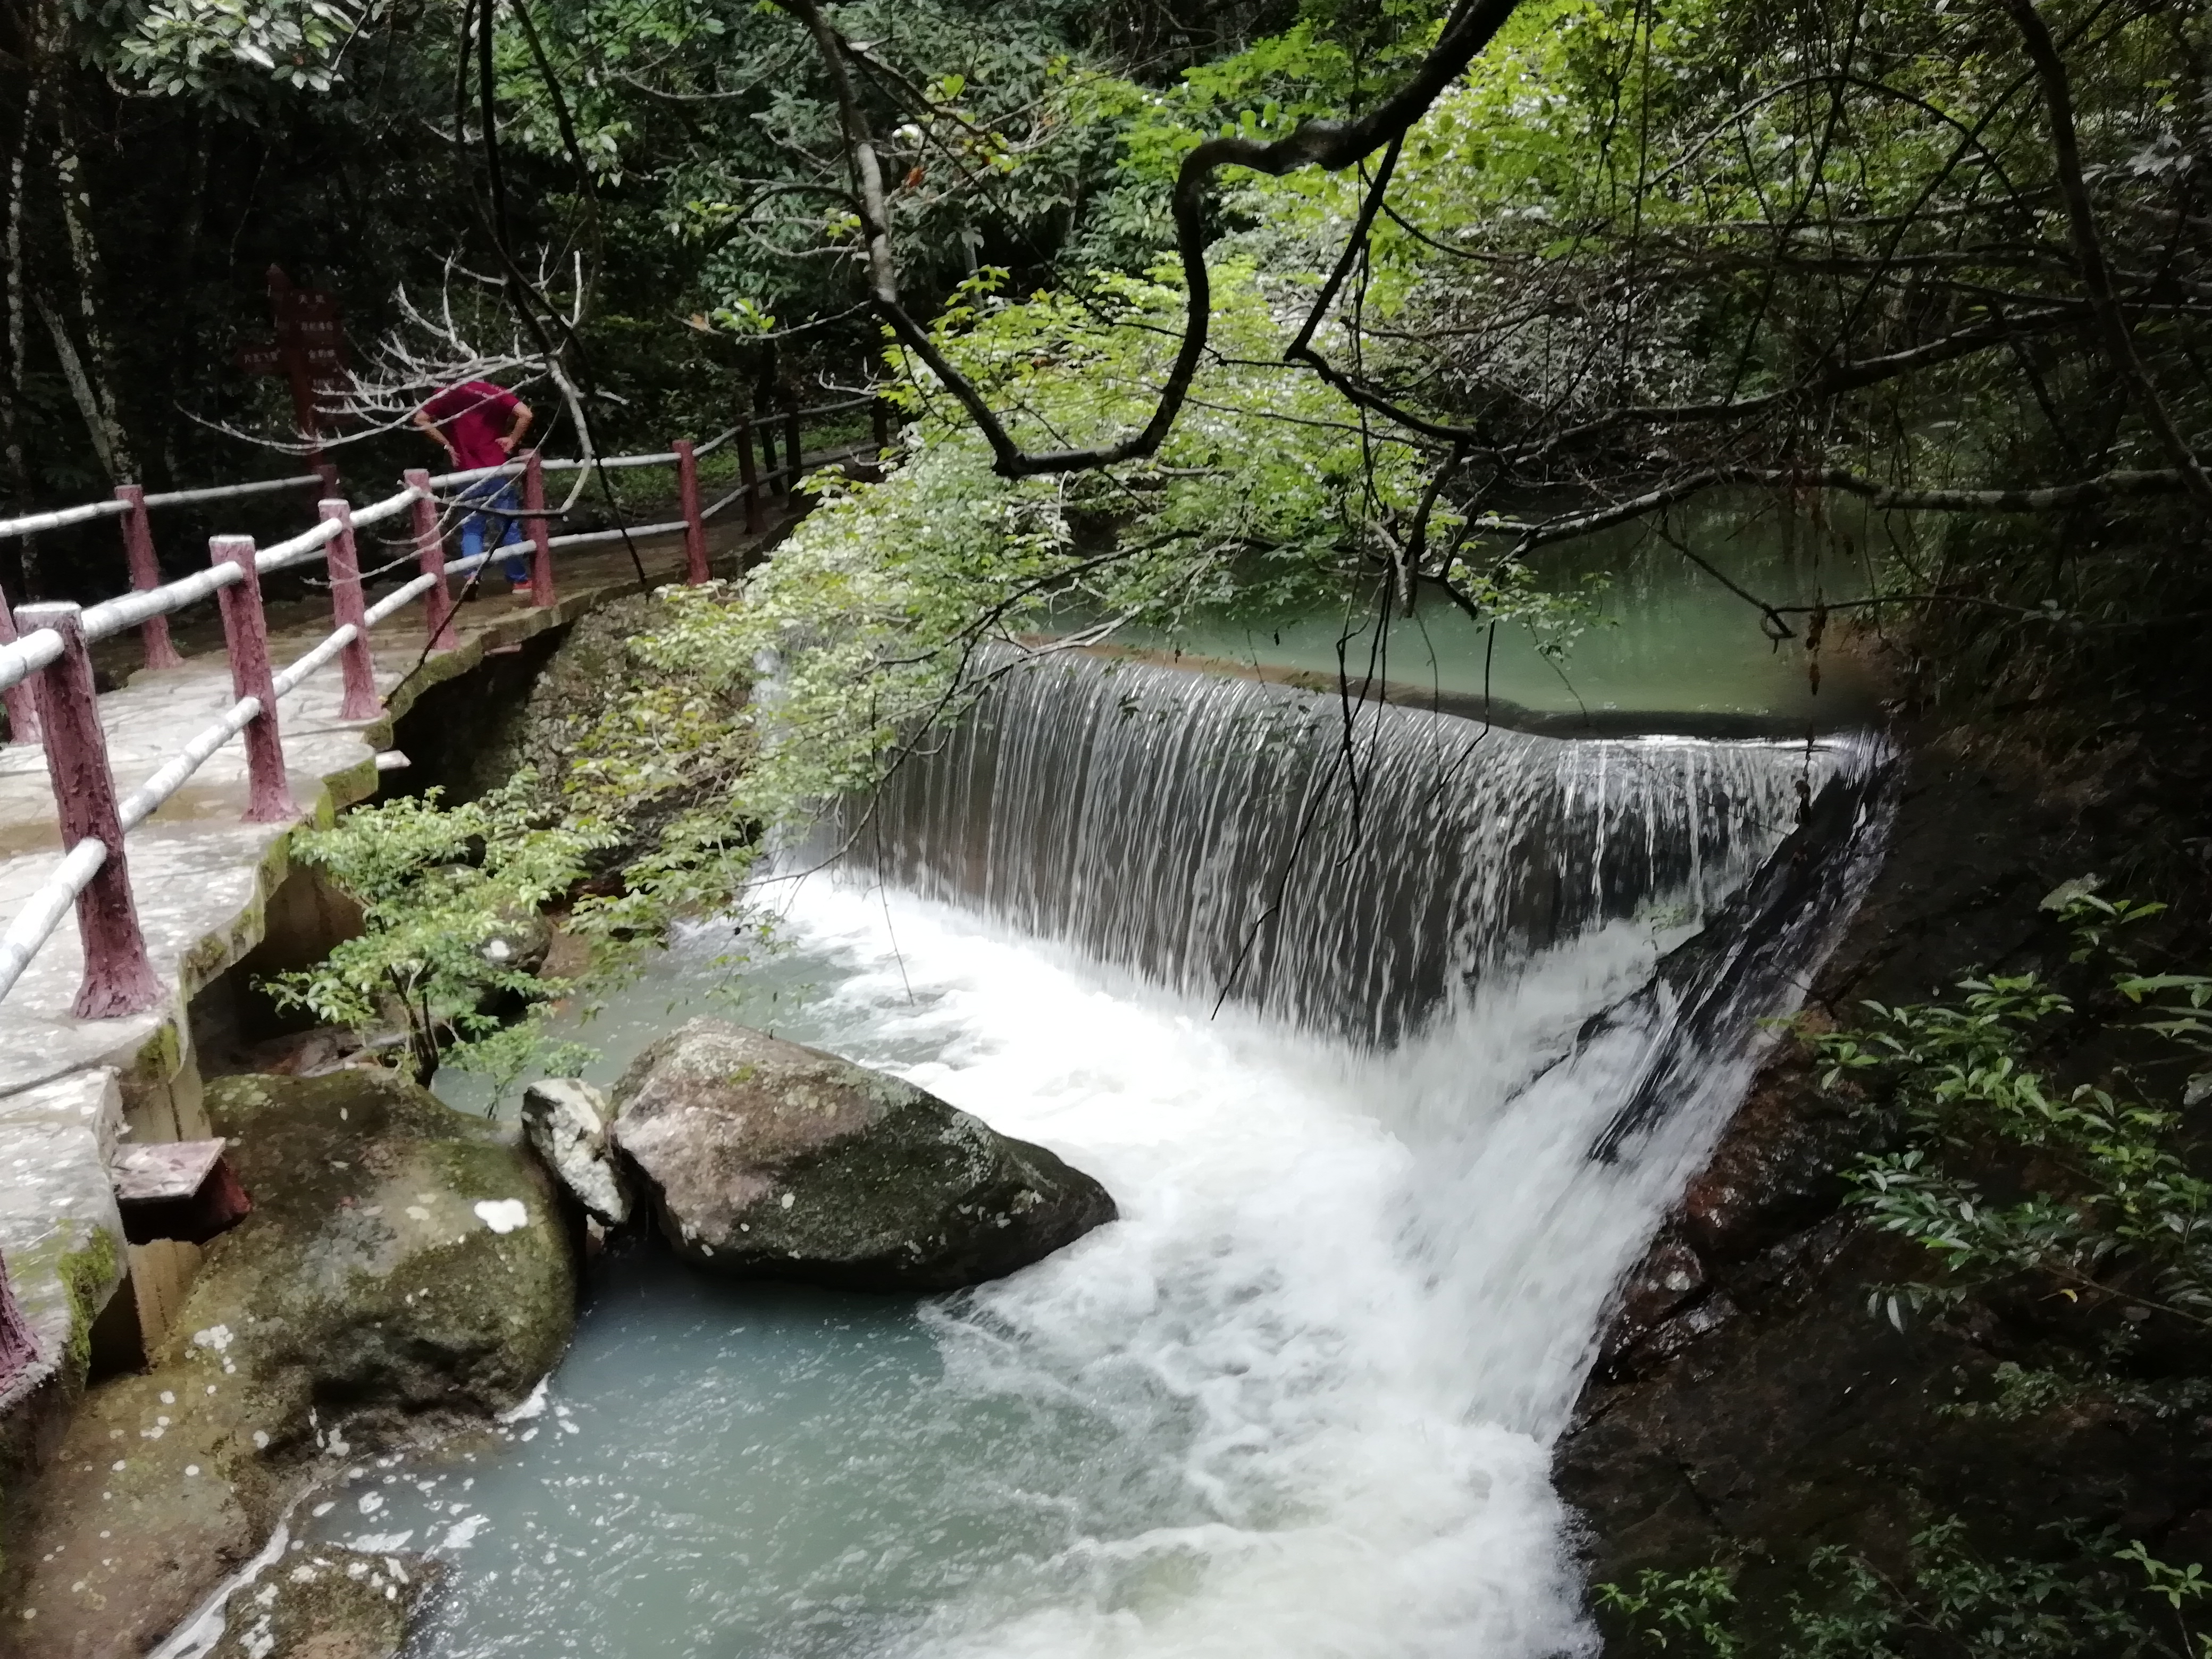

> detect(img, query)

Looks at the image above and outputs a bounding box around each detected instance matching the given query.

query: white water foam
[340,786,1839,1658]
[691,878,1727,1656]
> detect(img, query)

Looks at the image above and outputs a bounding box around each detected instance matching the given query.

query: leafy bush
[1600,1525,2211,1658]
[264,775,611,1094]
[1803,889,2212,1339]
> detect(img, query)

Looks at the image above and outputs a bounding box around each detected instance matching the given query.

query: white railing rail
[0,393,895,1017]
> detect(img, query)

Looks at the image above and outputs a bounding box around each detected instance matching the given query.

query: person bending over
[414,380,535,590]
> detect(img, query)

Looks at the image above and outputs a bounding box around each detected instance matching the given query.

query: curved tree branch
[2002,0,2212,506]
[772,0,1526,478]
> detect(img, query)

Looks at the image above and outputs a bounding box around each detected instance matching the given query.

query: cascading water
[840,652,1855,1045]
[291,651,1887,1659]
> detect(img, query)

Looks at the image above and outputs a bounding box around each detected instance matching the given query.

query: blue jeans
[459,479,529,585]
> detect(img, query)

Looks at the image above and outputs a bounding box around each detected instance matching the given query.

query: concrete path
[0,517,786,1432]
[0,527,760,1110]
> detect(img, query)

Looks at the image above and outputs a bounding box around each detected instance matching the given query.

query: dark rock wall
[1555,716,2212,1646]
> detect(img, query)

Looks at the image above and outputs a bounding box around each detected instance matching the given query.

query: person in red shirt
[414,380,535,589]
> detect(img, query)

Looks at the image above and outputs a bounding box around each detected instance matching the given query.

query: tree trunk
[1,80,38,595]
[52,106,136,483]
[33,290,115,480]
[2,82,40,527]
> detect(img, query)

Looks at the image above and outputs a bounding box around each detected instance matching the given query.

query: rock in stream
[608,1017,1116,1291]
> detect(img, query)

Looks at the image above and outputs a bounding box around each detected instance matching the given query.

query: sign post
[236,266,347,473]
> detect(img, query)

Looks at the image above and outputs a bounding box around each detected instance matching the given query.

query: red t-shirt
[422,381,522,470]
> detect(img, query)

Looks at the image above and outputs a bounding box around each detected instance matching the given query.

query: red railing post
[674,438,708,585]
[319,498,381,721]
[115,484,184,672]
[404,468,456,652]
[15,601,162,1017]
[209,537,297,824]
[314,460,340,499]
[737,416,763,536]
[872,396,892,455]
[784,404,803,495]
[523,449,556,608]
[0,583,40,746]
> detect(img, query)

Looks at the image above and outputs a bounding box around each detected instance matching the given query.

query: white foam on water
[335,771,1833,1659]
[720,876,1717,1659]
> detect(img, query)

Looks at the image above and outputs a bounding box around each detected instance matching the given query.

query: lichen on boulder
[609,1017,1116,1292]
[1,1069,574,1659]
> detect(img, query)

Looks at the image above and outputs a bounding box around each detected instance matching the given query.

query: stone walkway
[0,530,747,1105]
[0,518,777,1425]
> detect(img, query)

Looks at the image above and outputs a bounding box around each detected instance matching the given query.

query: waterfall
[820,647,1893,1441]
[341,647,1893,1659]
[835,650,1872,1048]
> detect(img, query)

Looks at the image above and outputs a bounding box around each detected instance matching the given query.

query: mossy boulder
[609,1017,1116,1292]
[1,1071,573,1659]
[206,1545,440,1659]
[177,1070,575,1431]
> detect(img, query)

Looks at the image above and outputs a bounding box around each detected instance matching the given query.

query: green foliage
[1603,1526,2212,1658]
[1786,1522,2209,1659]
[102,0,374,97]
[577,256,1580,872]
[1597,1566,1741,1656]
[263,775,613,1095]
[1802,889,2212,1335]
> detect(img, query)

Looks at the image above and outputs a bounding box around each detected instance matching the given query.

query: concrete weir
[0,530,740,1495]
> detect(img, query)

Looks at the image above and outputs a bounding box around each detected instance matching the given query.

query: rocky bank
[0,1070,574,1659]
[1558,716,2212,1649]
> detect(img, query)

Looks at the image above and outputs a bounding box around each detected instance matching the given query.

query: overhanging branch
[772,0,1526,479]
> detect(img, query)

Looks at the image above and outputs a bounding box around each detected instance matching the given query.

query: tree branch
[771,0,1526,478]
[2002,0,2212,506]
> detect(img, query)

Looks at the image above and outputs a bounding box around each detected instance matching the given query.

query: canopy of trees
[5,0,2208,763]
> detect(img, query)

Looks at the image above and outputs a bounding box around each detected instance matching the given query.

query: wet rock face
[521,1079,631,1227]
[2,1070,574,1659]
[1559,728,2212,1650]
[205,1545,440,1659]
[610,1018,1117,1291]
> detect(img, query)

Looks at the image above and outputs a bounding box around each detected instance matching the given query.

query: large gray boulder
[608,1018,1116,1291]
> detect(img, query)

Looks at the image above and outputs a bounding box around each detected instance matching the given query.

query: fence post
[209,537,297,824]
[0,583,39,745]
[784,404,802,496]
[115,485,184,672]
[737,416,763,536]
[404,468,456,652]
[872,396,891,455]
[319,498,381,721]
[756,411,783,500]
[674,438,709,585]
[523,450,556,608]
[15,601,163,1017]
[314,460,340,499]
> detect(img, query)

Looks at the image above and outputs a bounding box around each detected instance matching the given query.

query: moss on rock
[1,1070,574,1659]
[206,1545,440,1659]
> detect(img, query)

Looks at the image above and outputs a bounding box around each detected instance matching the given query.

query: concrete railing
[0,393,893,1019]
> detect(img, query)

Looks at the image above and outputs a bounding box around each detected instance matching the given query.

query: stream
[320,650,1881,1658]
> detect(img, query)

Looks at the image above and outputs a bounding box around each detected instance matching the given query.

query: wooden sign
[237,265,349,465]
